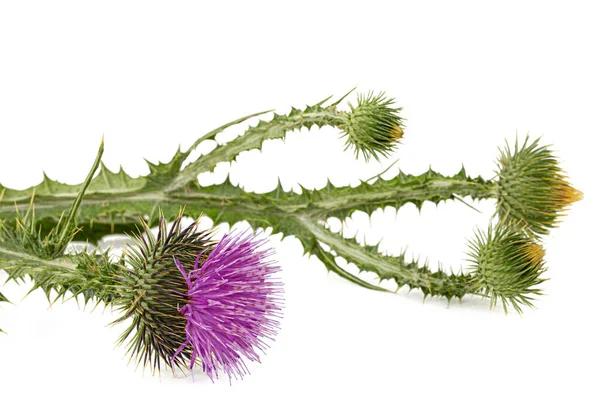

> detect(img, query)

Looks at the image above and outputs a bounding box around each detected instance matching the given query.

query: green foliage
[294,215,472,300]
[0,201,78,260]
[0,248,124,307]
[0,137,127,323]
[0,92,580,320]
[0,138,104,260]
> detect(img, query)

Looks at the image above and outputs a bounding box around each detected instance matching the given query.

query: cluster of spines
[338,91,404,161]
[112,214,214,373]
[467,223,547,313]
[495,136,583,237]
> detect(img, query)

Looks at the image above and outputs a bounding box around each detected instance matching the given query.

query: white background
[0,1,598,399]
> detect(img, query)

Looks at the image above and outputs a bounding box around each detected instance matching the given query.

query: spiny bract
[338,91,404,161]
[112,215,214,373]
[467,222,547,314]
[495,136,583,237]
[111,214,283,380]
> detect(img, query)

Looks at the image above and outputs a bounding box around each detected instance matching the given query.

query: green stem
[166,107,345,191]
[0,169,498,233]
[294,215,475,300]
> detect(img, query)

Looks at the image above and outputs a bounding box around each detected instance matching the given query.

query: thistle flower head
[113,214,213,373]
[339,91,404,161]
[113,214,282,380]
[495,136,583,237]
[172,231,283,381]
[467,223,547,314]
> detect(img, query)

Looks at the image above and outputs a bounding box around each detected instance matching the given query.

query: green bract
[468,223,547,314]
[112,215,214,373]
[495,136,583,237]
[338,91,404,160]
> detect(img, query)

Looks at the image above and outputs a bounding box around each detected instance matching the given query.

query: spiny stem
[0,168,497,232]
[295,215,474,300]
[165,107,345,192]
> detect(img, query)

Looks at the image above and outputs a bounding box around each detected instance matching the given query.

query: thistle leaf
[145,110,272,188]
[166,97,346,191]
[294,215,472,301]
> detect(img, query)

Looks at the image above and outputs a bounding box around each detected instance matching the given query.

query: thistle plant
[0,207,283,378]
[0,89,582,377]
[0,141,283,379]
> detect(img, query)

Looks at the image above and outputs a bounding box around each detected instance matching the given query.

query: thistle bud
[338,91,404,161]
[495,137,583,236]
[112,215,283,380]
[467,223,547,314]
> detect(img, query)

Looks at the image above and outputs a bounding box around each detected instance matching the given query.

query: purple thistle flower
[172,231,283,381]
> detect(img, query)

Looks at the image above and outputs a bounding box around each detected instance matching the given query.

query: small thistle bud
[467,223,547,314]
[171,232,283,381]
[113,215,283,379]
[338,91,404,161]
[495,137,583,236]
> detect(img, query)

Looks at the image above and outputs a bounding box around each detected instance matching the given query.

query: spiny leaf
[312,244,388,292]
[166,98,346,191]
[0,111,271,204]
[1,163,498,296]
[0,139,105,260]
[145,110,272,189]
[293,215,472,301]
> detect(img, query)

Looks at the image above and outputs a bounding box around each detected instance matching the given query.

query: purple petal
[173,231,283,381]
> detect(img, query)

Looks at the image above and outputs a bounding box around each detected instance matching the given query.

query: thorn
[314,94,334,107]
[364,159,399,184]
[329,87,357,107]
